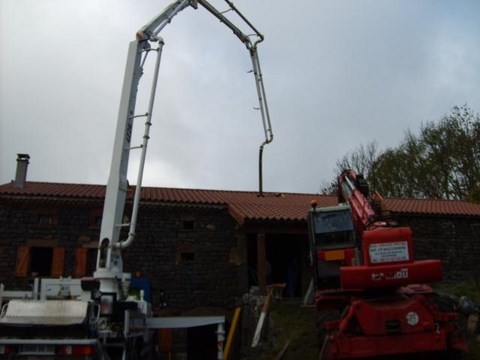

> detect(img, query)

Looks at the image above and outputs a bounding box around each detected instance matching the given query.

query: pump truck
[0,1,272,358]
[308,169,467,359]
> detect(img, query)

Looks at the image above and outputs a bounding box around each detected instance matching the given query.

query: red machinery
[307,169,467,359]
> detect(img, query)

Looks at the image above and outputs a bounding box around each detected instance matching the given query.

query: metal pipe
[216,322,225,360]
[250,48,271,141]
[250,46,273,196]
[137,0,190,40]
[110,0,272,248]
[117,39,165,250]
[198,0,253,48]
[258,144,265,196]
[224,0,264,46]
[33,278,39,300]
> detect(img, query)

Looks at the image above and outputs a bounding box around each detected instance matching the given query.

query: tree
[373,146,418,198]
[414,105,480,200]
[323,105,480,201]
[319,178,337,196]
[334,141,380,186]
[320,141,380,196]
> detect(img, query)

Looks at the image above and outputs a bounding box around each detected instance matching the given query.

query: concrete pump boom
[94,0,273,296]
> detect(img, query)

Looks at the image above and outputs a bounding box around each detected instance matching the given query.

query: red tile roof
[384,198,480,217]
[1,181,480,223]
[0,182,106,199]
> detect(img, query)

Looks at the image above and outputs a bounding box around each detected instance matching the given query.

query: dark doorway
[187,324,217,359]
[247,233,307,296]
[247,234,259,287]
[30,247,53,276]
[266,235,302,296]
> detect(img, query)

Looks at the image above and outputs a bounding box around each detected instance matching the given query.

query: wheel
[317,310,339,360]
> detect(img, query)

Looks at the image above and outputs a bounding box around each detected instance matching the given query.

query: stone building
[1,164,480,311]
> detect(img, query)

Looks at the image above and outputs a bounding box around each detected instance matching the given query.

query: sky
[1,0,480,194]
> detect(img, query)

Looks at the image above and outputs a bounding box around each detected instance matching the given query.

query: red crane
[308,169,467,359]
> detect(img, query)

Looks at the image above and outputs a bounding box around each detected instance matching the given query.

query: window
[38,214,53,225]
[176,244,196,264]
[34,208,58,228]
[181,252,195,262]
[89,208,103,228]
[183,220,195,230]
[15,245,64,278]
[30,247,53,276]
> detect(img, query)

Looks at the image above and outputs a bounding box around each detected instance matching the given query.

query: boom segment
[95,0,274,294]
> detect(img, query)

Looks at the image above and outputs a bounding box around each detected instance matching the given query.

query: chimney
[15,154,30,188]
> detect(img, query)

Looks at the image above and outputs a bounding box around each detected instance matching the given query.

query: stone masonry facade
[397,214,480,283]
[0,198,248,312]
[1,196,480,312]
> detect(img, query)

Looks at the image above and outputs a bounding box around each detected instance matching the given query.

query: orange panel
[324,250,345,261]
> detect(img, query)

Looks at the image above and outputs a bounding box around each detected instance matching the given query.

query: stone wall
[1,197,480,311]
[0,200,248,311]
[0,200,100,290]
[123,204,248,311]
[396,214,480,283]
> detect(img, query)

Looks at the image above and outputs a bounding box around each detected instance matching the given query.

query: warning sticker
[369,241,409,264]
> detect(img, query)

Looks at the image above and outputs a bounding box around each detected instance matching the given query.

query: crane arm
[197,0,274,183]
[338,170,377,234]
[197,0,258,47]
[338,169,394,235]
[140,0,274,176]
[136,0,191,41]
[95,0,273,286]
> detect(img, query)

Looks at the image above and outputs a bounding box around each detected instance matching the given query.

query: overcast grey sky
[1,0,479,194]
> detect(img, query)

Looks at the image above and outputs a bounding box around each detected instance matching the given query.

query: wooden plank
[251,288,273,347]
[223,307,242,360]
[257,233,266,294]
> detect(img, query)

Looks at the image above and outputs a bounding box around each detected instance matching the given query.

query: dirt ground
[269,301,318,359]
[241,299,318,360]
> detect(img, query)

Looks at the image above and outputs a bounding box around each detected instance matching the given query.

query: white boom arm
[94,0,273,294]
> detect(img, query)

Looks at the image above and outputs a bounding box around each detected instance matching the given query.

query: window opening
[181,252,195,262]
[38,214,53,225]
[30,247,53,276]
[183,220,195,230]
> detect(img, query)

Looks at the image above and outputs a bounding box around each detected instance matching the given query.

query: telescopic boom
[95,0,273,294]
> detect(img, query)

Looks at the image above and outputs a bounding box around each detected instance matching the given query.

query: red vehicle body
[308,170,467,359]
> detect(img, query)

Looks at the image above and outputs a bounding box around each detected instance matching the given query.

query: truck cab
[307,204,357,290]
